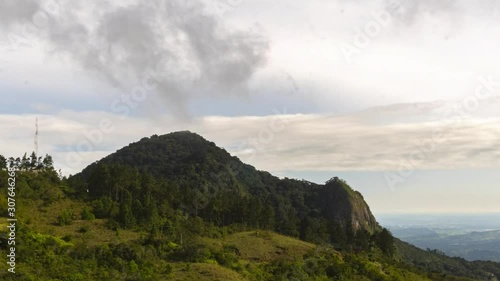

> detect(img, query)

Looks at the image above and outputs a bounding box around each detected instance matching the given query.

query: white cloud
[1,100,499,176]
[3,1,500,118]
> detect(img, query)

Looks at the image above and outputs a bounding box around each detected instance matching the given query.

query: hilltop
[0,131,499,280]
[74,131,381,236]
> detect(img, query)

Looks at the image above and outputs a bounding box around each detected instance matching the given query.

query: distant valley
[379,213,500,262]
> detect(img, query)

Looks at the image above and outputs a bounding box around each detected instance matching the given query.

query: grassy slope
[203,230,316,262]
[0,199,316,281]
[15,198,140,245]
[1,202,431,281]
[170,263,248,281]
[0,196,489,280]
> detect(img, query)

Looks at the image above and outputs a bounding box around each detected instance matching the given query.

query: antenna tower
[34,117,39,157]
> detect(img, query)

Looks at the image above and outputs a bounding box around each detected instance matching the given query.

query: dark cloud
[0,0,269,118]
[0,0,39,25]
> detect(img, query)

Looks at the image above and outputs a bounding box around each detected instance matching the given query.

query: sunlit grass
[17,198,141,245]
[203,230,316,262]
[169,263,248,281]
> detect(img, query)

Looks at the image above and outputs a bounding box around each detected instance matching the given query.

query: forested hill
[2,132,500,280]
[72,131,381,238]
[65,131,500,280]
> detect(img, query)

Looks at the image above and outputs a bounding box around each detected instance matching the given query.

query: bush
[81,208,95,220]
[171,243,212,262]
[164,264,173,275]
[78,226,89,233]
[41,185,65,203]
[57,210,73,226]
[0,194,8,216]
[92,197,119,219]
[62,234,72,242]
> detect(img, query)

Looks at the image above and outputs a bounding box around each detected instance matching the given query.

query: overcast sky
[1,0,499,214]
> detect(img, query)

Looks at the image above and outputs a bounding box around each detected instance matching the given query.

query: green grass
[17,198,140,245]
[0,218,8,232]
[169,263,248,281]
[7,198,485,281]
[203,230,316,262]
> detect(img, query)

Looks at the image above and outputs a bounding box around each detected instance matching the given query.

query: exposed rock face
[319,177,380,233]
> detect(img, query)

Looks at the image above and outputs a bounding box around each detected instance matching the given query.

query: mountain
[75,131,381,235]
[2,131,500,280]
[394,239,500,280]
[380,213,500,262]
[393,228,500,262]
[68,131,500,279]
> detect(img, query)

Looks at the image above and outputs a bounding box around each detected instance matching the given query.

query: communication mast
[34,117,39,157]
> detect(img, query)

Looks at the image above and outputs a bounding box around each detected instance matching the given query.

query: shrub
[62,234,72,242]
[78,226,89,233]
[164,264,173,275]
[57,210,73,226]
[81,208,95,220]
[92,197,119,218]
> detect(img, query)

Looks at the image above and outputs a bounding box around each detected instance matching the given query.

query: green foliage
[0,154,6,168]
[213,245,240,269]
[375,228,396,257]
[395,239,500,280]
[81,208,96,220]
[119,190,136,228]
[3,143,499,281]
[0,193,9,216]
[78,226,89,233]
[6,153,55,172]
[3,228,164,281]
[92,196,119,219]
[57,210,74,226]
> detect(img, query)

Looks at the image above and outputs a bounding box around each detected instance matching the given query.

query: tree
[329,222,348,249]
[42,154,54,170]
[20,153,28,170]
[88,163,111,198]
[354,229,371,252]
[119,190,136,228]
[260,201,275,230]
[8,157,21,169]
[375,228,396,257]
[92,196,119,218]
[147,199,160,226]
[0,155,6,169]
[29,151,38,170]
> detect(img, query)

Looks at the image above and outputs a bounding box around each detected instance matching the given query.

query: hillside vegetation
[0,132,499,280]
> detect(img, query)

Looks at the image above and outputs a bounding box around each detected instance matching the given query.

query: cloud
[2,0,500,118]
[1,100,499,175]
[386,0,462,25]
[0,0,269,118]
[0,0,39,25]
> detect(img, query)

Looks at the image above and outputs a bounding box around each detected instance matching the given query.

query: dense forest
[0,131,499,280]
